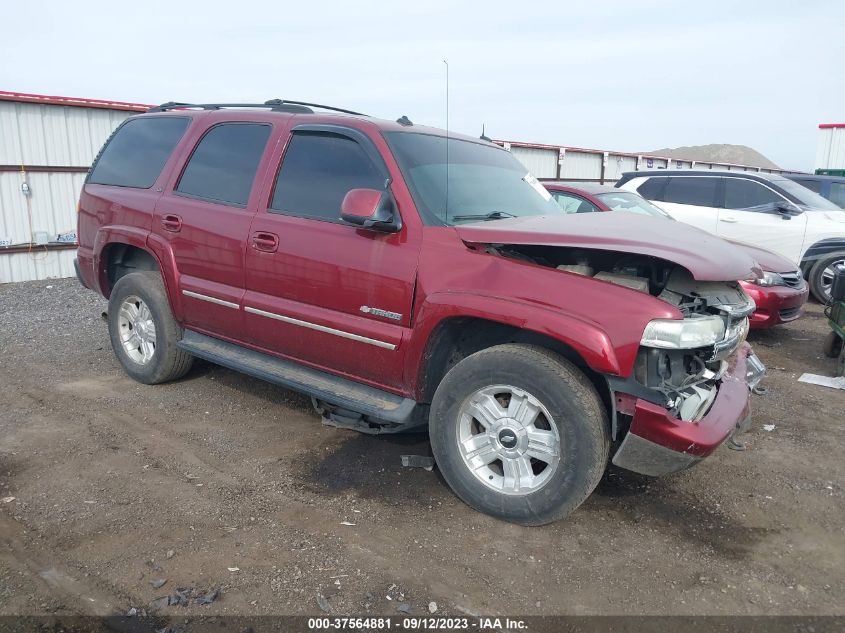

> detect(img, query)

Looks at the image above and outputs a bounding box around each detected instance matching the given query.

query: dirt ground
[0,278,843,618]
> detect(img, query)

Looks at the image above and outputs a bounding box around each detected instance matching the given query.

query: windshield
[595,191,671,219]
[771,178,842,211]
[384,132,562,225]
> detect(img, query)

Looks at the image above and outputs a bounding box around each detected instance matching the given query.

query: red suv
[76,100,766,525]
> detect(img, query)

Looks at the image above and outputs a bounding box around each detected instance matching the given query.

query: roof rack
[146,99,366,116]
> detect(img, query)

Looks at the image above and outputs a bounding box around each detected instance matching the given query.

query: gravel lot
[0,278,843,617]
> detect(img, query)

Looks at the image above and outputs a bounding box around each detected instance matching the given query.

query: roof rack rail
[147,99,366,116]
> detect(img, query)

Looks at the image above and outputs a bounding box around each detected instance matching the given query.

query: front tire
[808,251,845,303]
[107,272,193,384]
[429,344,609,526]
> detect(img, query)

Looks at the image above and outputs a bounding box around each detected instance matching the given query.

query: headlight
[641,316,726,349]
[751,271,785,287]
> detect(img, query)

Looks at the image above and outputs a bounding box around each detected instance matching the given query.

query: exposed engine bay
[490,244,756,422]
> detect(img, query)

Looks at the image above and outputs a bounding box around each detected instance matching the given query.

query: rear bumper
[612,343,761,476]
[740,280,809,329]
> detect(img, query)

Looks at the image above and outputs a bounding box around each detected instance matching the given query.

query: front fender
[404,291,623,399]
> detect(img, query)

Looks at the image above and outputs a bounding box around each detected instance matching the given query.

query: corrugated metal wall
[0,101,130,166]
[0,101,134,283]
[816,127,845,171]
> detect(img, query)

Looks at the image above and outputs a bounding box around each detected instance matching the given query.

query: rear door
[153,118,276,339]
[243,124,420,391]
[715,177,807,263]
[655,176,720,234]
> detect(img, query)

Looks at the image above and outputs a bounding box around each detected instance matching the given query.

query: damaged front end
[486,242,766,475]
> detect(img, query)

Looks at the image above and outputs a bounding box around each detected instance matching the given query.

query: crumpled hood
[726,240,797,274]
[455,213,761,282]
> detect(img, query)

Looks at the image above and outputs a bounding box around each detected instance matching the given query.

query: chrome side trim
[182,290,240,310]
[244,306,397,350]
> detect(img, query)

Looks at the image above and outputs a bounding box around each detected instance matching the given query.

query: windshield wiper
[451,210,517,222]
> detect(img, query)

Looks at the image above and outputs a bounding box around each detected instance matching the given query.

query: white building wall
[1,100,135,283]
[560,151,603,179]
[509,146,558,178]
[816,127,845,171]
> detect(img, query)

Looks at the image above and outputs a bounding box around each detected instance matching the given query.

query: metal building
[494,139,796,183]
[0,91,148,283]
[815,123,845,175]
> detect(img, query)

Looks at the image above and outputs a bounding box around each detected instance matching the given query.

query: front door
[153,120,275,339]
[243,126,420,391]
[715,177,808,263]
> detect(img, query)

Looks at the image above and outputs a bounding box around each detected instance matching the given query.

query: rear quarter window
[636,177,668,201]
[88,117,190,189]
[830,183,845,208]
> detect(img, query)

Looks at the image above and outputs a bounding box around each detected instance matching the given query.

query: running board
[178,331,421,429]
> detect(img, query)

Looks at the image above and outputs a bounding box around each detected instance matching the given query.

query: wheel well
[419,317,612,416]
[800,239,845,276]
[102,244,160,295]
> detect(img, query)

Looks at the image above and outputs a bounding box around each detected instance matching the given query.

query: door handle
[719,217,738,223]
[161,214,182,232]
[252,232,279,253]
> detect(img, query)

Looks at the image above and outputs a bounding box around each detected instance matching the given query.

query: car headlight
[641,316,726,349]
[751,271,786,287]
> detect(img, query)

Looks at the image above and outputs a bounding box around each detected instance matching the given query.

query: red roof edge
[0,90,151,112]
[819,123,845,129]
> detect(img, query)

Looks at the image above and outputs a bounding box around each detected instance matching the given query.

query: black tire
[429,344,609,526]
[808,250,845,303]
[823,331,844,359]
[107,271,193,384]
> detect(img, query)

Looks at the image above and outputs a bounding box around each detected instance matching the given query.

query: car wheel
[808,251,845,303]
[823,331,844,359]
[429,344,609,526]
[107,271,193,384]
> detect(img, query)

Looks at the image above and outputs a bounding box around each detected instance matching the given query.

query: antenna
[443,59,450,225]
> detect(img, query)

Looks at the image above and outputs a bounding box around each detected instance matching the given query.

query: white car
[616,170,845,301]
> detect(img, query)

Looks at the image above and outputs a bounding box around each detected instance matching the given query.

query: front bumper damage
[611,343,764,476]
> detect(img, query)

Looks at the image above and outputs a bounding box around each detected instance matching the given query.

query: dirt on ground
[0,279,843,618]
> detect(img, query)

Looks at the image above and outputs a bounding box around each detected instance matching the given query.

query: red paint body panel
[741,281,809,328]
[545,183,808,330]
[626,343,753,457]
[455,213,760,282]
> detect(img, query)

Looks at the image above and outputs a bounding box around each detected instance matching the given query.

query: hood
[726,240,797,274]
[455,213,760,282]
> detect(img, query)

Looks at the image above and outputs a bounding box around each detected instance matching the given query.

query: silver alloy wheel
[118,295,157,365]
[821,258,845,298]
[456,385,561,495]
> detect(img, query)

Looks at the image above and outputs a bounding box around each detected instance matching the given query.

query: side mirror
[341,188,402,233]
[774,201,802,219]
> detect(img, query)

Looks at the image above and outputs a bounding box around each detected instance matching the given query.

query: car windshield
[384,132,562,225]
[595,191,671,218]
[771,177,842,211]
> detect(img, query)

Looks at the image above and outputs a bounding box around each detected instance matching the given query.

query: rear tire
[429,344,609,526]
[107,272,193,384]
[808,251,845,303]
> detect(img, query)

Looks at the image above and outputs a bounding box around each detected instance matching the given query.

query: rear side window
[793,178,822,193]
[663,177,718,207]
[270,132,384,221]
[830,183,845,208]
[724,179,783,210]
[176,123,272,207]
[88,117,189,188]
[636,177,668,201]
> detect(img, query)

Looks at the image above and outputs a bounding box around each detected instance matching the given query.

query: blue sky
[2,0,842,170]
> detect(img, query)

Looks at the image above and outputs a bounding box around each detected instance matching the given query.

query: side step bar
[177,331,422,430]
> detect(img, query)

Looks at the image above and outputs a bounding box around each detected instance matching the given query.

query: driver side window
[723,178,784,210]
[271,132,384,222]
